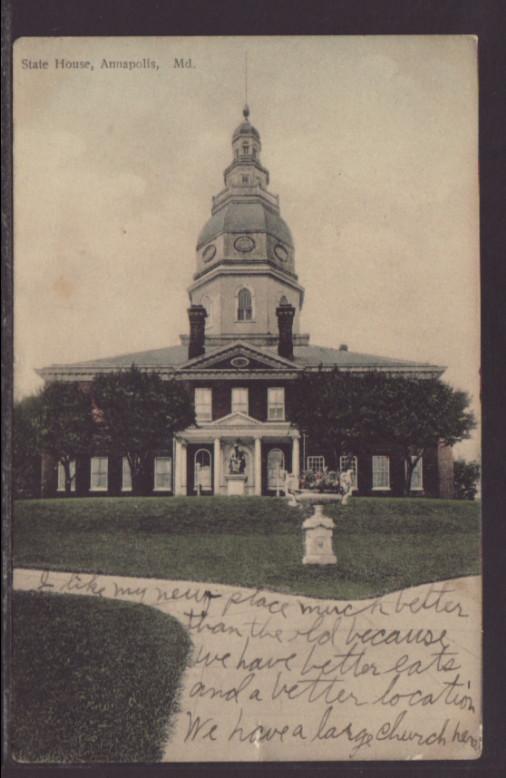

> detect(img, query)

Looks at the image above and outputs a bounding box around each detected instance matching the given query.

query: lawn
[10,590,191,763]
[13,496,481,599]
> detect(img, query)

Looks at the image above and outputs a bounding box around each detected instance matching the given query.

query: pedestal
[302,504,337,565]
[225,473,247,496]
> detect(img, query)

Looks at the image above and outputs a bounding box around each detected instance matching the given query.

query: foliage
[454,459,481,500]
[13,395,43,498]
[14,496,480,600]
[11,591,190,762]
[300,469,341,492]
[291,369,476,494]
[91,366,194,494]
[19,381,95,494]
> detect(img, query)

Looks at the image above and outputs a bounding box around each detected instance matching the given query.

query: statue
[340,468,354,505]
[228,444,246,475]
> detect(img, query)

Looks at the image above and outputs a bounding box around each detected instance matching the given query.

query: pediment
[208,411,265,428]
[180,342,298,371]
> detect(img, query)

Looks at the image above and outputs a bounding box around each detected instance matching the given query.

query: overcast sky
[14,36,480,458]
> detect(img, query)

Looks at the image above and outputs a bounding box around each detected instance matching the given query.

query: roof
[37,341,444,378]
[197,199,293,249]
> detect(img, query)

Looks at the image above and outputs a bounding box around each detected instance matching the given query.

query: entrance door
[194,448,212,494]
[267,448,285,493]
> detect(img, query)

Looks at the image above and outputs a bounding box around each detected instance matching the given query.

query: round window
[203,244,216,262]
[234,236,256,253]
[274,244,289,262]
[231,356,250,368]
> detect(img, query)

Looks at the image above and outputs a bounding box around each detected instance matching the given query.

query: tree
[91,366,195,495]
[373,376,476,494]
[37,382,96,494]
[13,394,44,498]
[290,369,381,469]
[454,459,480,500]
[291,369,476,495]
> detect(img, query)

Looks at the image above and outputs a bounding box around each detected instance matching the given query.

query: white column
[254,437,262,496]
[174,440,183,496]
[213,438,221,495]
[180,442,187,495]
[291,436,300,480]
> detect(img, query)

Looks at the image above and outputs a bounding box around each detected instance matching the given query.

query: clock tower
[188,105,308,347]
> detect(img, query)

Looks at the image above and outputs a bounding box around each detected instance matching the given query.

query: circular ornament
[203,244,216,262]
[231,356,250,368]
[274,243,289,262]
[234,235,256,253]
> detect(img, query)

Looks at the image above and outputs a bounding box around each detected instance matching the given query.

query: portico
[174,412,300,496]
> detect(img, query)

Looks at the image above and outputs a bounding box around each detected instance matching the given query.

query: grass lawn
[13,496,480,599]
[10,590,191,763]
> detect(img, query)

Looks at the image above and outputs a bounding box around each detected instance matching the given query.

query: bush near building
[454,459,481,500]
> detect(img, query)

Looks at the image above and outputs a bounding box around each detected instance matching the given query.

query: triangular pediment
[208,411,265,428]
[179,341,299,371]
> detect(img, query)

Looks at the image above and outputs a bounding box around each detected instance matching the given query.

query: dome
[197,199,293,249]
[232,121,261,143]
[232,104,261,143]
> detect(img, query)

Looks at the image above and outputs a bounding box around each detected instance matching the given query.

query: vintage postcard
[10,36,481,763]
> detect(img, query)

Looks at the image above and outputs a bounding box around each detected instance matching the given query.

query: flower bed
[300,469,342,493]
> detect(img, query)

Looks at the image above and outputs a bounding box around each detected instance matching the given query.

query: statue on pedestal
[228,444,246,475]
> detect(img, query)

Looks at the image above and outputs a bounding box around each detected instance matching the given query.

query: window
[267,449,285,490]
[195,387,212,422]
[242,142,249,155]
[307,455,325,473]
[340,455,358,490]
[90,456,108,491]
[122,457,132,492]
[154,457,172,491]
[237,288,253,321]
[242,175,249,184]
[268,387,285,420]
[57,460,76,492]
[194,449,212,491]
[232,387,249,414]
[372,455,390,490]
[409,457,423,491]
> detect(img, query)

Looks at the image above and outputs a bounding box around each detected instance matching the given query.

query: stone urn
[294,491,341,565]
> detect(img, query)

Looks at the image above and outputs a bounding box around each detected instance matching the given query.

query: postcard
[10,35,481,763]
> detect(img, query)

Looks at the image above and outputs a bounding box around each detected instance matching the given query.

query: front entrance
[187,444,213,495]
[263,442,291,495]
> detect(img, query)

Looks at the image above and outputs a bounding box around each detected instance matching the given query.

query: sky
[13,36,480,459]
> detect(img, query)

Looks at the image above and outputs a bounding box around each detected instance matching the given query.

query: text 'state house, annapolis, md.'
[38,106,454,498]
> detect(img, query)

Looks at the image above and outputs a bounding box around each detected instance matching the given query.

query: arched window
[237,288,253,321]
[194,449,212,492]
[242,142,249,156]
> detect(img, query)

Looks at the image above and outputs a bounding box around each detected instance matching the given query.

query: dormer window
[237,288,253,321]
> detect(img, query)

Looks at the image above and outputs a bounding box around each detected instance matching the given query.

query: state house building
[39,106,454,498]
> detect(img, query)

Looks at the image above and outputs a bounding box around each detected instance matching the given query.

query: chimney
[188,304,207,359]
[276,302,296,361]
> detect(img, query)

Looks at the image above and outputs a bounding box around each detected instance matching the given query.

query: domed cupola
[188,106,306,344]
